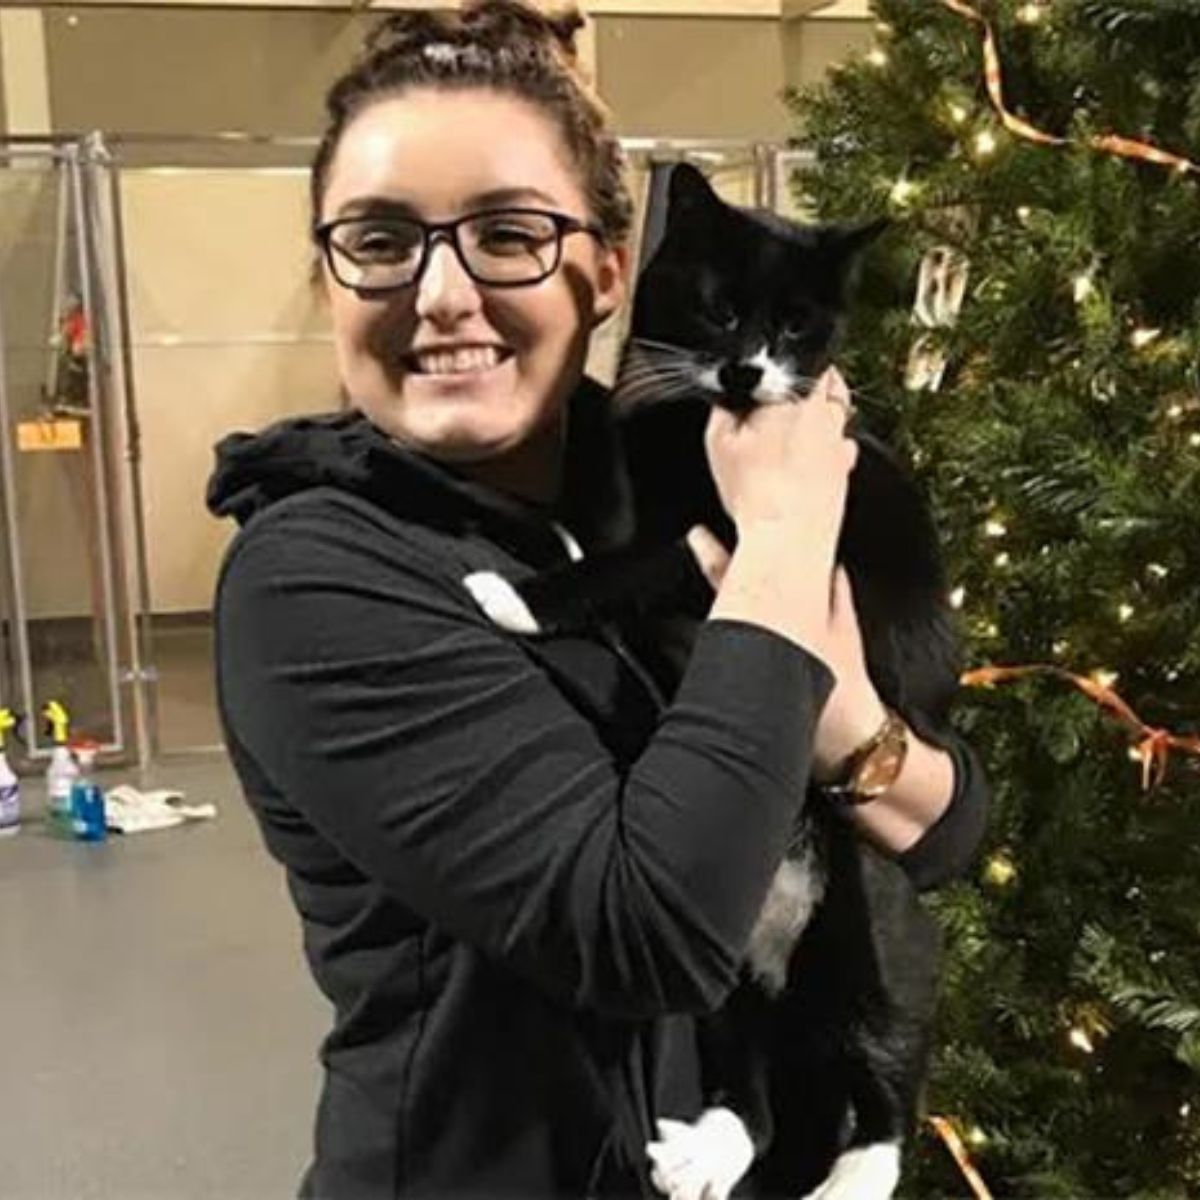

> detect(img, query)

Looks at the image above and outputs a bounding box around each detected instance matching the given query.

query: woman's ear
[591,240,632,328]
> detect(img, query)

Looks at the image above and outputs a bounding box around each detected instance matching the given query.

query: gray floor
[0,754,329,1200]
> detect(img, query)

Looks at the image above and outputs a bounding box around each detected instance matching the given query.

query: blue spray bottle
[69,738,106,842]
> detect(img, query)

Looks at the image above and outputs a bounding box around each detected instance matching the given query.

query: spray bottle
[42,700,78,838]
[0,708,19,838]
[69,738,106,842]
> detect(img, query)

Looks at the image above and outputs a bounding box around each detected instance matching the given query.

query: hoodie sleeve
[215,494,834,1021]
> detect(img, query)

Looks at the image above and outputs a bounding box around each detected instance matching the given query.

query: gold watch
[819,708,909,806]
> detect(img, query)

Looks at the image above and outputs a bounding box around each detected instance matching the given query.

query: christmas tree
[785,1,1200,1195]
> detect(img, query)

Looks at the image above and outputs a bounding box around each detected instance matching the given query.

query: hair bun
[462,1,585,63]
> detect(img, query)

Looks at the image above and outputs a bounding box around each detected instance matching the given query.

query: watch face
[851,719,909,800]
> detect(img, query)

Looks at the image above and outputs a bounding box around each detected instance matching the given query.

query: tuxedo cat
[464,163,961,1200]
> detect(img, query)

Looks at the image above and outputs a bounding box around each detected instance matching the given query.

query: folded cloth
[103,785,217,835]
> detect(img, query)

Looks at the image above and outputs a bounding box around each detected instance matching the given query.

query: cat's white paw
[646,1107,754,1200]
[799,1141,900,1200]
[462,571,541,634]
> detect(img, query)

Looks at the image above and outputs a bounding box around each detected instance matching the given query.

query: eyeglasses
[314,207,606,295]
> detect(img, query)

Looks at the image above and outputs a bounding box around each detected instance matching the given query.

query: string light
[1166,403,1185,420]
[1016,2,1045,23]
[949,586,967,609]
[890,177,919,206]
[867,47,889,68]
[984,852,1017,886]
[1073,273,1096,303]
[1069,1026,1096,1054]
[985,518,1008,538]
[947,102,970,125]
[967,1126,990,1147]
[994,551,1011,568]
[1147,562,1169,579]
[1118,603,1135,622]
[1052,639,1070,656]
[1190,432,1200,447]
[1092,668,1119,689]
[974,129,999,158]
[1131,326,1162,349]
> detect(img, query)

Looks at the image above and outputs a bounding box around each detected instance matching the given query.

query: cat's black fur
[472,164,961,1197]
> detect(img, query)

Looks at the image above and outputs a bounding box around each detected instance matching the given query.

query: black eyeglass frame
[313,207,607,295]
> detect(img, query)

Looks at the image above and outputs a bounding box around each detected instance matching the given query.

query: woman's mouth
[404,346,514,377]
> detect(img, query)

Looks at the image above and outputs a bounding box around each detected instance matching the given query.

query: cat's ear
[666,162,724,218]
[813,216,889,296]
[828,215,890,259]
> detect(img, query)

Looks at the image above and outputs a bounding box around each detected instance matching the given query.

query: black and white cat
[464,163,961,1200]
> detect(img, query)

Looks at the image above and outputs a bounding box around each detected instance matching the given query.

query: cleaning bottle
[68,737,106,843]
[42,700,78,838]
[0,708,20,838]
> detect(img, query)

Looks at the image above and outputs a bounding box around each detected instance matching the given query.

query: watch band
[818,708,909,806]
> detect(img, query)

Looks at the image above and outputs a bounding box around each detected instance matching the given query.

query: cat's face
[622,163,884,413]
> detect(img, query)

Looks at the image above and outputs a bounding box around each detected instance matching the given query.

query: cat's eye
[707,302,739,332]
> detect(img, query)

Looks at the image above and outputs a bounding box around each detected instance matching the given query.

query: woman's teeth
[412,347,505,375]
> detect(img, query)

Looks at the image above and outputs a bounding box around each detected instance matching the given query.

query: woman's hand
[704,366,858,577]
[685,524,732,591]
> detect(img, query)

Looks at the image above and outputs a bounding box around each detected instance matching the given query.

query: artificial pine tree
[785,1,1200,1195]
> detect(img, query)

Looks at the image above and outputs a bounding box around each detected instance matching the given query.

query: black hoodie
[206,378,985,1199]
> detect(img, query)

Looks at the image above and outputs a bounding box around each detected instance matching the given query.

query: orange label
[16,419,83,452]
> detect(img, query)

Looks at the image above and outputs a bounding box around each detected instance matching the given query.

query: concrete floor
[0,753,328,1199]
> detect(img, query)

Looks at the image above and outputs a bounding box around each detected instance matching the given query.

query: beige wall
[783,16,872,91]
[600,16,787,140]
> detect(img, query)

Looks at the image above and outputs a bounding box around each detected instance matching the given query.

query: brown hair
[310,0,633,255]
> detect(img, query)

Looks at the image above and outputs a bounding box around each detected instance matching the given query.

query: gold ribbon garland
[936,0,1200,176]
[928,1115,996,1200]
[962,663,1200,789]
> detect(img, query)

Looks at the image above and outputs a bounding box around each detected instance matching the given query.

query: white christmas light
[890,178,918,206]
[985,519,1008,538]
[1069,1027,1095,1054]
[1190,432,1200,447]
[974,130,999,158]
[1017,205,1033,223]
[1017,2,1045,24]
[867,47,889,68]
[948,102,970,125]
[1073,273,1095,303]
[1118,603,1135,622]
[994,551,1011,568]
[1147,563,1169,579]
[1092,669,1119,689]
[1131,326,1162,349]
[1052,639,1070,656]
[1167,403,1185,420]
[949,586,967,609]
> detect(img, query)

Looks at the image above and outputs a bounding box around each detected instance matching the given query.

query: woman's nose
[414,238,482,326]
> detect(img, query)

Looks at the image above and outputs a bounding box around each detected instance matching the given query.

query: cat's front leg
[797,1141,900,1200]
[646,1107,755,1200]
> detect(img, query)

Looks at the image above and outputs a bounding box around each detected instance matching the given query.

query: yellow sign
[16,419,83,452]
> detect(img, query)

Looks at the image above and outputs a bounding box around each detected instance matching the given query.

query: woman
[207,3,987,1196]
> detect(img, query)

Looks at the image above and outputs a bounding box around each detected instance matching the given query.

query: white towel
[103,785,217,835]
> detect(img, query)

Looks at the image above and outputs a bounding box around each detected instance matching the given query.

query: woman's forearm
[842,727,956,856]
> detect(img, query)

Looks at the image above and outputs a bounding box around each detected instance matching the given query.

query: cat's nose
[717,362,764,398]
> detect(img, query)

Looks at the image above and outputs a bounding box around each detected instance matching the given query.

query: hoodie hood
[205,376,635,559]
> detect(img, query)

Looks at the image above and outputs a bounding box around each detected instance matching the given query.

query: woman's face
[319,88,629,501]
